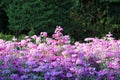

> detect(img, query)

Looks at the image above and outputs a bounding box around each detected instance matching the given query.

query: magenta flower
[40,32,47,37]
[55,26,63,33]
[108,61,120,69]
[20,40,27,46]
[106,32,113,37]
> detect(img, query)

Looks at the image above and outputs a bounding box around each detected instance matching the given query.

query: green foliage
[28,27,35,36]
[112,24,120,39]
[18,34,26,40]
[6,0,75,35]
[109,2,120,23]
[67,0,113,40]
[0,33,14,41]
[0,33,26,41]
[6,0,32,35]
[0,0,119,41]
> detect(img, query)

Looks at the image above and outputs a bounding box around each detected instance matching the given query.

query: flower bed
[0,26,120,80]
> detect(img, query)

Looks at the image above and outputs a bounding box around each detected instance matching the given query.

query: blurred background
[0,0,120,41]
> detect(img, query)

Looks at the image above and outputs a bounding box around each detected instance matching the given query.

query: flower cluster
[0,26,120,80]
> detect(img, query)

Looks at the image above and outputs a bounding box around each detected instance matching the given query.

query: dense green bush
[68,0,114,40]
[112,24,120,39]
[0,32,27,41]
[0,0,119,41]
[0,33,14,41]
[5,0,75,35]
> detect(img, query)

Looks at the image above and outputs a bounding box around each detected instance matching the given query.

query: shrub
[68,0,114,40]
[0,0,119,41]
[6,0,75,36]
[0,33,14,41]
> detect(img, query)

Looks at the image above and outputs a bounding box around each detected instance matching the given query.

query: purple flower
[97,70,108,76]
[108,75,115,80]
[10,74,18,80]
[21,75,28,79]
[33,66,42,72]
[66,72,73,77]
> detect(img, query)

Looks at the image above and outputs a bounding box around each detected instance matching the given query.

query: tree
[6,0,75,36]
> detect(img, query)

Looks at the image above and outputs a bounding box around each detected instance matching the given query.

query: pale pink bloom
[25,36,29,39]
[74,42,80,46]
[27,42,37,48]
[106,32,113,37]
[12,37,17,41]
[40,32,47,37]
[36,37,41,44]
[0,39,5,43]
[37,43,46,50]
[108,61,120,69]
[84,38,94,41]
[0,43,6,50]
[55,26,63,33]
[26,38,31,42]
[46,38,52,44]
[31,35,37,39]
[20,40,27,46]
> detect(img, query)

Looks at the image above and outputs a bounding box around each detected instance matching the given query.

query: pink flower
[0,43,6,50]
[55,26,63,33]
[106,32,113,37]
[31,35,37,39]
[25,36,29,39]
[26,38,31,42]
[108,61,120,69]
[36,37,41,44]
[12,37,17,41]
[40,32,47,37]
[0,39,5,43]
[84,38,94,41]
[27,42,37,48]
[46,38,52,44]
[61,35,70,44]
[20,40,27,46]
[52,32,63,39]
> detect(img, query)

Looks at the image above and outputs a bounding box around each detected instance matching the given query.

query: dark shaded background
[0,0,120,41]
